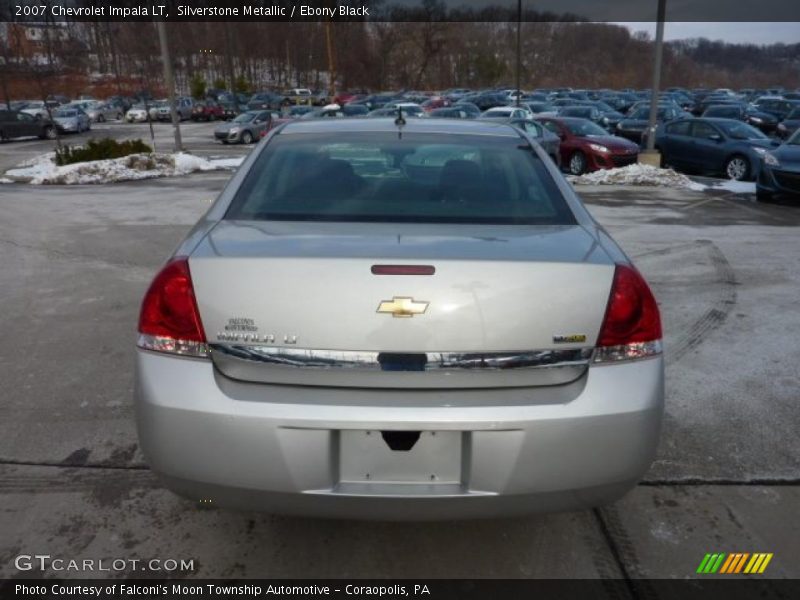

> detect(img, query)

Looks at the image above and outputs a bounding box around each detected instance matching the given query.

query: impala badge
[553,334,587,344]
[377,297,429,318]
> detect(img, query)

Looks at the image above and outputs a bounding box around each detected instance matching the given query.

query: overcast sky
[615,22,800,45]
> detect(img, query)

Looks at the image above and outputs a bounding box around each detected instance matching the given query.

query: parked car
[304,104,371,118]
[538,116,639,175]
[135,117,664,519]
[420,97,450,112]
[20,100,52,120]
[701,104,778,135]
[81,101,124,123]
[756,129,800,202]
[429,107,475,119]
[452,102,482,118]
[191,100,225,121]
[52,107,91,133]
[247,92,284,111]
[557,105,605,127]
[285,105,317,118]
[481,106,532,120]
[776,108,800,140]
[506,118,561,165]
[156,97,193,121]
[616,105,684,144]
[522,101,558,116]
[367,106,426,118]
[654,117,777,180]
[751,96,800,122]
[125,104,151,123]
[283,88,314,106]
[148,100,168,121]
[218,101,240,120]
[0,109,56,141]
[213,110,279,144]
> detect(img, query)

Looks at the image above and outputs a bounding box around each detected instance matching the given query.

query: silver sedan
[135,118,664,520]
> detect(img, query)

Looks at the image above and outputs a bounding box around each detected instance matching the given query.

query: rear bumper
[135,351,664,520]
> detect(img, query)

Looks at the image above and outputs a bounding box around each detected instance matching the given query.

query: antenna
[394,105,406,139]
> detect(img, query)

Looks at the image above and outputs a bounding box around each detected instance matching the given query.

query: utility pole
[644,0,666,157]
[156,19,182,153]
[515,0,522,106]
[224,22,239,113]
[325,21,336,101]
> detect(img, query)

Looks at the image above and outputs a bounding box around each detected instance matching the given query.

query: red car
[537,116,639,175]
[333,92,365,105]
[191,100,224,121]
[420,96,450,112]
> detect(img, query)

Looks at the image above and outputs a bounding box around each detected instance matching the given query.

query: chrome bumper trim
[209,344,593,388]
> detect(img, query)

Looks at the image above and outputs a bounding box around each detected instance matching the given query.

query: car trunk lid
[189,221,614,389]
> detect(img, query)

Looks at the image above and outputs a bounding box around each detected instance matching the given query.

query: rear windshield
[225,132,574,225]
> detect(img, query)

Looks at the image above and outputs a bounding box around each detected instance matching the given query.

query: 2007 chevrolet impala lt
[135,117,663,520]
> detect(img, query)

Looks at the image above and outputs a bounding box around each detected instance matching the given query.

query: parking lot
[0,123,799,586]
[0,120,252,175]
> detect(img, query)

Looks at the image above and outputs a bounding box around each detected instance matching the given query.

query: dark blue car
[756,129,800,202]
[654,117,778,181]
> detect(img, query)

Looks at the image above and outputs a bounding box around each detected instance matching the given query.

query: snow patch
[708,179,756,194]
[4,152,244,185]
[569,163,706,191]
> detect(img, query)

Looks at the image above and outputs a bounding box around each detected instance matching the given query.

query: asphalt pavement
[0,134,798,586]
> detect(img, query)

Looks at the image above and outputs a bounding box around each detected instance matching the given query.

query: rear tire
[725,155,751,181]
[43,125,56,140]
[98,115,105,123]
[568,151,587,175]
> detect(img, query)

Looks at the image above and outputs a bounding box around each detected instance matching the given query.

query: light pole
[643,0,666,160]
[515,0,522,107]
[156,19,182,153]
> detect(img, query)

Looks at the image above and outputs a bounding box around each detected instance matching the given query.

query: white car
[125,105,150,123]
[481,106,534,120]
[20,100,51,119]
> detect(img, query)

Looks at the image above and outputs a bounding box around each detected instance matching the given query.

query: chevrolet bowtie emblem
[376,297,429,318]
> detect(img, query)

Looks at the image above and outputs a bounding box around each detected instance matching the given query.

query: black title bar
[2,0,800,22]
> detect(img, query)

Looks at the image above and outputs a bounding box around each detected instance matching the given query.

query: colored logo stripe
[699,553,773,574]
[697,553,726,573]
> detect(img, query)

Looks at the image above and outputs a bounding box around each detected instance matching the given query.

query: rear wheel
[0,129,8,142]
[241,131,253,145]
[43,125,56,140]
[725,155,751,181]
[568,151,587,175]
[98,115,105,123]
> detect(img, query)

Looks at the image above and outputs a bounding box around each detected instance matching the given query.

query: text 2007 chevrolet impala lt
[135,117,663,520]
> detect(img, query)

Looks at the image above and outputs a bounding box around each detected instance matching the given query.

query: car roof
[278,117,522,137]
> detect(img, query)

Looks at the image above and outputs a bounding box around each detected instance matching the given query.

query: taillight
[137,257,208,358]
[594,264,662,363]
